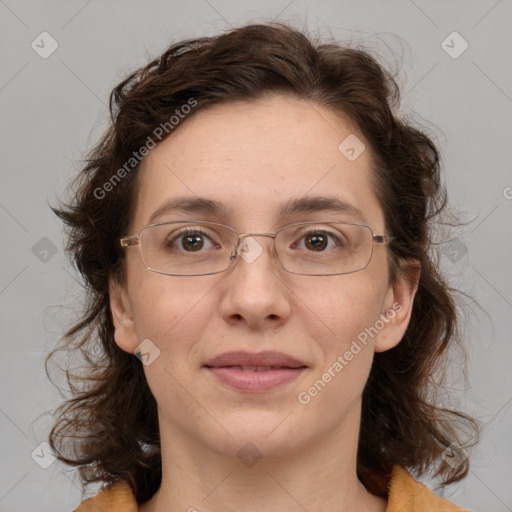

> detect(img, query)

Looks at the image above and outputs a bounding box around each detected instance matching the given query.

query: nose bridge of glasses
[234,231,277,257]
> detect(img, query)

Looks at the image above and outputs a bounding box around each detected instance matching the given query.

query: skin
[110,94,420,512]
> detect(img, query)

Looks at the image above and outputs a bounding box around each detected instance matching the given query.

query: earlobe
[109,277,139,353]
[374,261,421,353]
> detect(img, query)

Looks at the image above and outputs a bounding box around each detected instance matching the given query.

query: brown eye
[180,233,204,252]
[165,227,220,253]
[293,229,345,252]
[305,233,328,251]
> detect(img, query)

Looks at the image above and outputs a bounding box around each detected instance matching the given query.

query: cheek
[128,270,213,351]
[298,296,381,411]
[295,277,386,396]
[130,277,211,411]
[295,276,385,344]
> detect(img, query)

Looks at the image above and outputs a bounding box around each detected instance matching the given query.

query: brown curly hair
[47,22,479,503]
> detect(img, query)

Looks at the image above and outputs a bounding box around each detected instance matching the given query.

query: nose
[232,232,277,267]
[220,233,291,330]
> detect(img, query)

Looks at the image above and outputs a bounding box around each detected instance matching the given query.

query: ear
[109,277,139,354]
[374,260,421,353]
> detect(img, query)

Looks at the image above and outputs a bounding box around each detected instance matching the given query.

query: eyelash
[166,227,345,252]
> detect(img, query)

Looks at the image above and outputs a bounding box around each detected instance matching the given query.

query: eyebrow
[147,195,367,225]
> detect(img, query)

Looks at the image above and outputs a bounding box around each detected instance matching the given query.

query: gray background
[1,1,511,511]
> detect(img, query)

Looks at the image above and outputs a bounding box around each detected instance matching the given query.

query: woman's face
[110,94,417,460]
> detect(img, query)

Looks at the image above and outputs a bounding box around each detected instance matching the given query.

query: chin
[198,410,310,461]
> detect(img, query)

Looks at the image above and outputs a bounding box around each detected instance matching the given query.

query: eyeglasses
[120,220,393,277]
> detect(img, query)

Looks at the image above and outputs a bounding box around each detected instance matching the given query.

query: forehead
[131,95,384,232]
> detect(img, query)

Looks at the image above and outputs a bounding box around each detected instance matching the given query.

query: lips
[204,351,307,392]
[204,350,307,370]
[226,366,283,371]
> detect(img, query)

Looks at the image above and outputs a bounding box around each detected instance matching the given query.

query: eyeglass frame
[119,219,394,277]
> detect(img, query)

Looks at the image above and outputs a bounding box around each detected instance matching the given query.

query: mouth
[210,365,298,371]
[203,351,308,392]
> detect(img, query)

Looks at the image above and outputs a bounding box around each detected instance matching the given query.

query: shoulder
[73,465,469,512]
[386,465,469,512]
[73,481,138,512]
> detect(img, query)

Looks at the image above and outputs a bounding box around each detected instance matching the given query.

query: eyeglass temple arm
[373,235,395,244]
[120,237,140,247]
[119,232,394,248]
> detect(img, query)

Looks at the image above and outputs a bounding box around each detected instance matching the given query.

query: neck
[140,401,387,512]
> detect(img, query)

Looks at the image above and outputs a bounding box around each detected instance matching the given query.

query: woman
[48,22,478,511]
